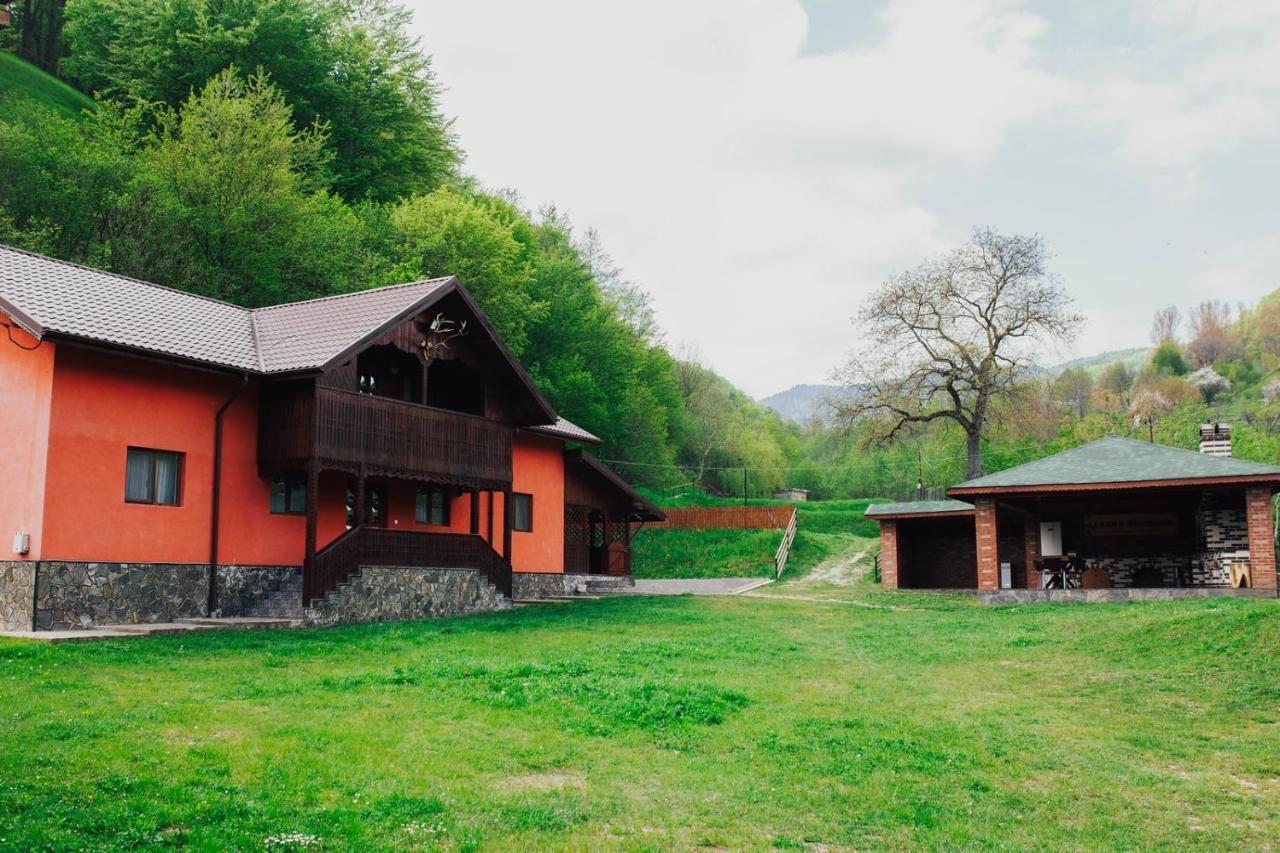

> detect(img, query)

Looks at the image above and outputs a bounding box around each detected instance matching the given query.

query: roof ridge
[249,277,454,315]
[248,309,265,372]
[0,243,252,314]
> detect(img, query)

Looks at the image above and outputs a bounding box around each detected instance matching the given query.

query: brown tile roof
[0,244,259,370]
[252,280,450,373]
[525,417,602,445]
[0,244,449,374]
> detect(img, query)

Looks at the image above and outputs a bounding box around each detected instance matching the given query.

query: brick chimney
[1199,423,1232,457]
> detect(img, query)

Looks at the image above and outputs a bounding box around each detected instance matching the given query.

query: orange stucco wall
[40,346,304,565]
[29,342,568,573]
[512,433,565,573]
[0,326,54,560]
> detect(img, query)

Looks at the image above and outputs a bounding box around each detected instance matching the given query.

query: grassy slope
[3,593,1280,849]
[0,52,94,119]
[631,495,883,580]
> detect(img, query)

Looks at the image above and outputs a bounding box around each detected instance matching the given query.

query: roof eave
[522,425,604,446]
[0,294,45,339]
[865,509,975,521]
[948,474,1280,497]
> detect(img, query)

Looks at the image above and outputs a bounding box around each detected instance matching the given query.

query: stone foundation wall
[35,562,209,630]
[305,566,511,627]
[0,561,36,630]
[23,562,296,630]
[218,565,299,616]
[511,572,631,599]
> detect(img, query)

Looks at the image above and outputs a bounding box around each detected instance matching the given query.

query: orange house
[0,245,662,631]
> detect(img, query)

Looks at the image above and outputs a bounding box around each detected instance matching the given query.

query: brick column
[1023,517,1040,589]
[879,521,899,589]
[1245,487,1277,590]
[975,497,999,590]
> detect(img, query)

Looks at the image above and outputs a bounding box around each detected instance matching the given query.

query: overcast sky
[408,0,1280,398]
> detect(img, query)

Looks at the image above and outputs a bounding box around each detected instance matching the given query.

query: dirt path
[791,548,869,587]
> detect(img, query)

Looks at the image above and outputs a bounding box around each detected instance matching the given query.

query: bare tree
[1187,300,1236,366]
[1150,305,1181,345]
[834,229,1084,479]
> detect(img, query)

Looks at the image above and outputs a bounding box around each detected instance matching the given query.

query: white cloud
[410,0,1066,395]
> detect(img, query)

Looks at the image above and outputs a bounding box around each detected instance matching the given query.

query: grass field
[4,577,1280,850]
[631,497,882,580]
[0,51,95,119]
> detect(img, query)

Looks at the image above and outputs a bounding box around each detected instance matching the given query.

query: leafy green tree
[0,97,137,262]
[1052,368,1093,418]
[1151,341,1188,376]
[62,0,459,201]
[388,187,544,355]
[1099,360,1134,401]
[123,68,366,305]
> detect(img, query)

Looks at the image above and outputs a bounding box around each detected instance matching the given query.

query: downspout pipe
[209,374,249,615]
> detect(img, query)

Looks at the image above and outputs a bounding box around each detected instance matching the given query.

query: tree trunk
[965,429,983,480]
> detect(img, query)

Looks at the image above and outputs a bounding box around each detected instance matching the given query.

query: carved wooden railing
[315,387,512,483]
[260,385,512,485]
[306,527,513,606]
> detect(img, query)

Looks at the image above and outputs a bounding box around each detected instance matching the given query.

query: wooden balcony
[260,384,512,487]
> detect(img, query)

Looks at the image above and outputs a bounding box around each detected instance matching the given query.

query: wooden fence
[773,508,799,579]
[646,506,796,530]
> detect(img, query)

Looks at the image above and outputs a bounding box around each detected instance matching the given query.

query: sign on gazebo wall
[1084,514,1178,537]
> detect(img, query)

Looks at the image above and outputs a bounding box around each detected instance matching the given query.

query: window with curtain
[513,493,533,532]
[124,447,183,506]
[269,473,307,514]
[415,485,450,526]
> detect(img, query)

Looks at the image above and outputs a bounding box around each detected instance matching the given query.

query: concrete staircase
[243,570,306,620]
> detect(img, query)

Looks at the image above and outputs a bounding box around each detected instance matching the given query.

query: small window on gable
[125,447,183,506]
[269,473,307,514]
[513,493,533,532]
[415,485,450,526]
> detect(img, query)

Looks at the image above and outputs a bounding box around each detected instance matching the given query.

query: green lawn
[0,51,95,119]
[3,585,1280,849]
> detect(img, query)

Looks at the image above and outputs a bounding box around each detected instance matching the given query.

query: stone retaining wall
[305,566,511,627]
[511,572,632,599]
[0,561,36,630]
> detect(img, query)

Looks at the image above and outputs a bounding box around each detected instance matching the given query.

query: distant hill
[1047,347,1152,377]
[759,384,845,424]
[0,52,95,119]
[763,347,1154,424]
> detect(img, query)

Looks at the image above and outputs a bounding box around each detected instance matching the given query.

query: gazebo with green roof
[865,435,1280,600]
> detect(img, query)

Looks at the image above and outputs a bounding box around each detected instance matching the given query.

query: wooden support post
[303,460,319,606]
[470,483,481,535]
[487,491,495,544]
[503,488,514,561]
[354,471,366,530]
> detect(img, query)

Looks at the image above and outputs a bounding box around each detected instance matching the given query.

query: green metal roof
[865,499,975,518]
[951,436,1280,492]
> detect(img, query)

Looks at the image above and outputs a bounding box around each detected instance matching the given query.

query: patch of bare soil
[497,770,586,793]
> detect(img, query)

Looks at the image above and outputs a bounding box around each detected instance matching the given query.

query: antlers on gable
[418,312,469,362]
